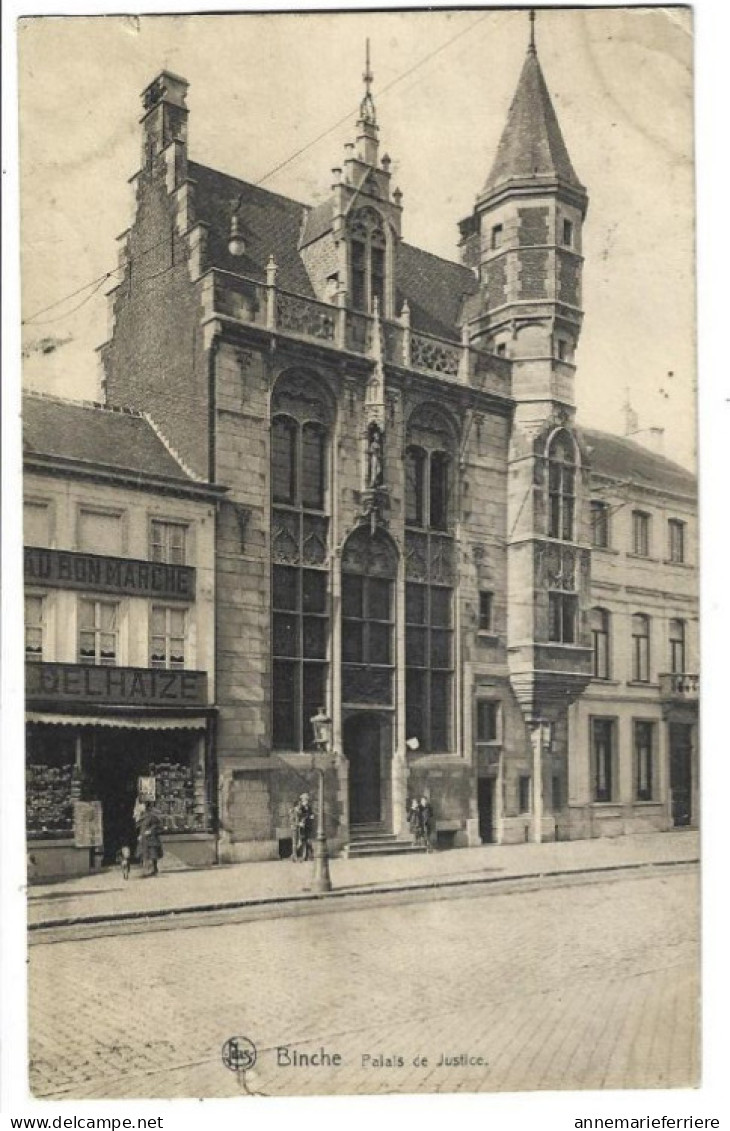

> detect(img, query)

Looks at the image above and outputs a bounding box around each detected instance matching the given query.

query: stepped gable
[22,392,195,482]
[581,427,696,497]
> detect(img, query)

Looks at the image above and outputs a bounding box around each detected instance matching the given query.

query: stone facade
[93,33,697,861]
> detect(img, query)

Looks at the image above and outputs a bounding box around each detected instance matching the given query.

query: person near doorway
[137,801,164,876]
[296,793,315,861]
[419,796,434,852]
[407,798,422,846]
[289,797,303,862]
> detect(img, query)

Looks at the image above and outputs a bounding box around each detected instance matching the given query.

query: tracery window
[405,404,457,752]
[348,206,387,314]
[271,373,332,750]
[547,430,576,541]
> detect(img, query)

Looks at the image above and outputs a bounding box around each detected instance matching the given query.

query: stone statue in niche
[367,421,384,489]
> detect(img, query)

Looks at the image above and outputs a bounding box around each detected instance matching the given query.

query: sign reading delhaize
[26,663,208,706]
[24,547,195,600]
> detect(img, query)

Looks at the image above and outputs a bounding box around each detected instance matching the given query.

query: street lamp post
[310,706,333,893]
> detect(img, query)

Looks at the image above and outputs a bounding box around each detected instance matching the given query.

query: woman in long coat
[137,802,164,876]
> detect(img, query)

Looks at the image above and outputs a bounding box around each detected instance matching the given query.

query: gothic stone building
[96,33,696,860]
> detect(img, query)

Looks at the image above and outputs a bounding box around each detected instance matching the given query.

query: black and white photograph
[3,1,714,1110]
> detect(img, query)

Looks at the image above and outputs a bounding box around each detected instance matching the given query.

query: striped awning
[26,712,208,731]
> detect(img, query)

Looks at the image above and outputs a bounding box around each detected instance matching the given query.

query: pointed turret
[479,26,585,208]
[458,11,589,420]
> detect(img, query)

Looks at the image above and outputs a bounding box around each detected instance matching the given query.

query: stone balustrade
[659,673,699,701]
[204,267,512,395]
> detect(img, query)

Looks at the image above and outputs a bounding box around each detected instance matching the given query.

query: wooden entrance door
[669,723,693,827]
[345,714,383,825]
[477,776,495,843]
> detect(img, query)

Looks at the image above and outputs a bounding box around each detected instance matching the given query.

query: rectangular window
[669,618,686,675]
[79,509,123,556]
[476,700,499,743]
[351,239,366,312]
[273,564,329,749]
[632,511,651,557]
[78,599,119,666]
[24,500,50,546]
[668,519,686,564]
[371,247,385,313]
[557,339,568,361]
[591,608,610,679]
[562,219,573,247]
[478,590,494,632]
[634,721,654,801]
[405,579,453,752]
[592,718,615,802]
[548,592,577,644]
[149,519,187,565]
[632,615,651,682]
[552,774,562,811]
[518,775,531,814]
[590,501,610,548]
[149,605,186,669]
[429,453,450,532]
[491,224,503,250]
[496,342,507,357]
[405,447,425,527]
[25,595,44,661]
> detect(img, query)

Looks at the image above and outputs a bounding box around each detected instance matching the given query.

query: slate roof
[481,48,584,200]
[23,392,199,483]
[189,161,314,296]
[188,161,477,340]
[582,427,696,498]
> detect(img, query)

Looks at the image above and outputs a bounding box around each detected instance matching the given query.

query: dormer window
[348,206,386,314]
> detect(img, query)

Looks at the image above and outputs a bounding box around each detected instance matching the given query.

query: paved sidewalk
[27,829,699,929]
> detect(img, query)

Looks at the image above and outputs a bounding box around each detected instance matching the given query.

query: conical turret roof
[480,45,585,203]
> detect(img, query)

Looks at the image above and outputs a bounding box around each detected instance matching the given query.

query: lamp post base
[312,833,332,893]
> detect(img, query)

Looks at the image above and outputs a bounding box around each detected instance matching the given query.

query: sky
[18,7,695,466]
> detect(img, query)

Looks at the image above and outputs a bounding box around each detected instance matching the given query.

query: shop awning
[26,712,209,731]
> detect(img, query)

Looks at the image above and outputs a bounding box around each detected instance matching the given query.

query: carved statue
[367,423,384,489]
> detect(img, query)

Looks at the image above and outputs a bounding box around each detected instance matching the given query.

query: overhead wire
[22,10,492,330]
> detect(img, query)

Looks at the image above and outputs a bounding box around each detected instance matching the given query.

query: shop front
[26,662,216,880]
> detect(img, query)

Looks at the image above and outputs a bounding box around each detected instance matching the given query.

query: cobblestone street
[28,868,699,1099]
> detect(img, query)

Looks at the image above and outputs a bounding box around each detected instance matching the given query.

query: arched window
[341,528,397,707]
[404,405,458,752]
[348,206,386,314]
[271,373,333,750]
[631,614,651,683]
[590,607,610,679]
[547,430,577,541]
[669,618,686,675]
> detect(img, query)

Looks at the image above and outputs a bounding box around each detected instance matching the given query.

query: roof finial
[528,8,537,55]
[360,38,377,124]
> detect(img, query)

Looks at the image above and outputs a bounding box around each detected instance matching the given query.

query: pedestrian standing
[289,797,302,861]
[419,796,434,853]
[137,801,164,876]
[407,798,422,846]
[297,793,315,862]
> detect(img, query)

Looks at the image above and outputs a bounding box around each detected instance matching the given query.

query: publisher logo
[222,1036,257,1072]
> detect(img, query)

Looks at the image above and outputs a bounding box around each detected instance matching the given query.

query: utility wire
[22,11,491,330]
[257,10,492,187]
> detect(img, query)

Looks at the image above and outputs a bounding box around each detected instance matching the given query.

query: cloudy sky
[18,6,695,466]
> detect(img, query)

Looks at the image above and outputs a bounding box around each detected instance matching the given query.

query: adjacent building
[568,430,698,837]
[23,392,225,878]
[24,21,698,870]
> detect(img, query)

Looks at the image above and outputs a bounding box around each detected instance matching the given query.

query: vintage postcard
[14,4,700,1103]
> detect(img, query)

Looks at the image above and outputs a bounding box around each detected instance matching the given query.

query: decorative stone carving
[410,333,460,377]
[272,371,333,425]
[275,293,335,342]
[341,526,397,578]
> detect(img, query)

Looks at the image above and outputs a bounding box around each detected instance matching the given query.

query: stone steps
[345,826,427,859]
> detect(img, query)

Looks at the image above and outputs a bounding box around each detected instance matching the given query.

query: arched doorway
[344,712,391,827]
